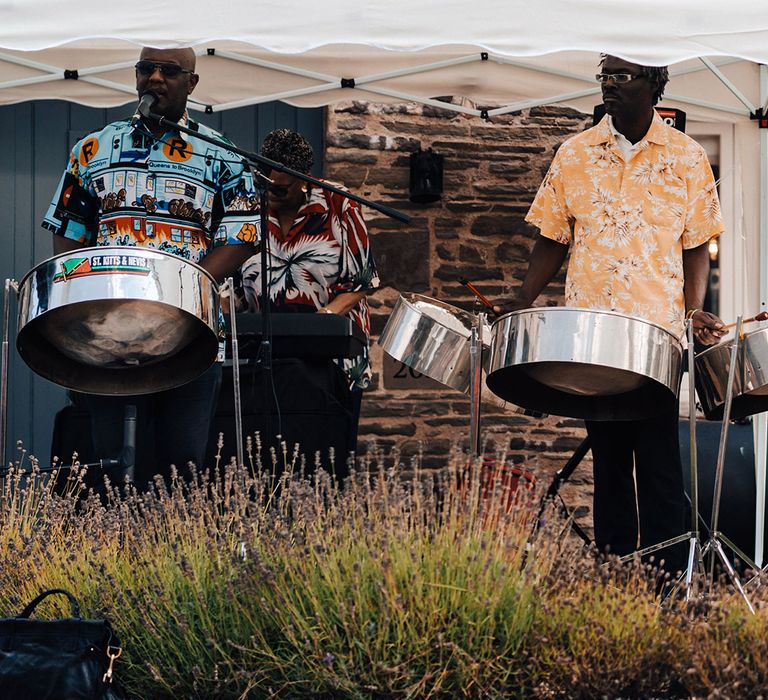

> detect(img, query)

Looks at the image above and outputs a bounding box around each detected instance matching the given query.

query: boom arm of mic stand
[149,113,411,225]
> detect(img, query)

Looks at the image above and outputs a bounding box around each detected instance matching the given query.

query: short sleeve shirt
[235,182,380,390]
[526,114,724,336]
[42,115,259,264]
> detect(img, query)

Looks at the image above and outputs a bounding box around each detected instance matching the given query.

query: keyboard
[225,313,366,359]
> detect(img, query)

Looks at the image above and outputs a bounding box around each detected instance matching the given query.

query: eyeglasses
[135,60,194,78]
[595,72,643,84]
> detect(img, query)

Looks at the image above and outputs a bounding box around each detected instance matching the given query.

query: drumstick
[720,311,768,331]
[458,277,497,313]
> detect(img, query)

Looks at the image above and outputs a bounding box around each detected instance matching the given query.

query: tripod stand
[536,436,593,546]
[617,317,755,610]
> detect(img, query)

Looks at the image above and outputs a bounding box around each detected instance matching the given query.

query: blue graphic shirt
[42,114,259,263]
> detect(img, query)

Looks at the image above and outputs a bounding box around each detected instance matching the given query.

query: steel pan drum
[17,246,219,395]
[487,307,683,421]
[695,327,768,420]
[378,292,541,414]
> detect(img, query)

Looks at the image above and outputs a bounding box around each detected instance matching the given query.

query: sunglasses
[135,60,194,78]
[595,73,644,84]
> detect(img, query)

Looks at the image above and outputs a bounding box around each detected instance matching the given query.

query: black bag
[0,588,125,700]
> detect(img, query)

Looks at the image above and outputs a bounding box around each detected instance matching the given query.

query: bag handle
[17,588,82,619]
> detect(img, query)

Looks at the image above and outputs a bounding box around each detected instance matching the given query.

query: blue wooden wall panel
[0,100,323,468]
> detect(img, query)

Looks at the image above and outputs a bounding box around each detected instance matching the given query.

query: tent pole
[754,64,768,568]
[699,57,757,113]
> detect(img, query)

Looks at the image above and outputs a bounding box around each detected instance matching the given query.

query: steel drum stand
[226,276,244,468]
[1,278,136,481]
[619,317,755,611]
[695,317,756,611]
[468,311,485,458]
[0,278,17,468]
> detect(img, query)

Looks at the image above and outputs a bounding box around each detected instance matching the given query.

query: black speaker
[679,419,765,560]
[593,104,686,132]
[409,148,443,203]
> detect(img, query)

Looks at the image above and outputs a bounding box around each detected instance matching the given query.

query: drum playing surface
[487,307,683,421]
[16,247,219,396]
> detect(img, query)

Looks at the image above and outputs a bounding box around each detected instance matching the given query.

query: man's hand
[492,294,531,316]
[690,309,725,346]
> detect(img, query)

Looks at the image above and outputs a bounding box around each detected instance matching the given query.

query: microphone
[130,92,157,128]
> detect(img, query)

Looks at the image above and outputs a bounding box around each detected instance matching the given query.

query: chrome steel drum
[17,246,219,395]
[695,327,768,420]
[378,292,541,414]
[487,307,683,421]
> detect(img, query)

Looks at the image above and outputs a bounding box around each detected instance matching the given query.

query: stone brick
[334,102,370,115]
[327,133,383,149]
[470,126,542,141]
[529,105,588,119]
[436,243,455,261]
[365,216,428,231]
[434,264,504,282]
[458,244,485,264]
[552,436,589,453]
[424,416,475,427]
[470,215,529,237]
[472,183,539,196]
[326,152,378,164]
[380,120,470,137]
[362,422,417,437]
[371,230,430,291]
[421,104,462,119]
[336,117,367,130]
[441,284,505,298]
[370,313,391,336]
[363,167,410,188]
[444,202,498,214]
[497,240,533,263]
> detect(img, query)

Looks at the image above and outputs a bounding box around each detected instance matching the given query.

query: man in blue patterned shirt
[42,47,259,485]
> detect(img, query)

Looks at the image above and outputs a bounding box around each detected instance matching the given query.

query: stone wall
[324,101,594,524]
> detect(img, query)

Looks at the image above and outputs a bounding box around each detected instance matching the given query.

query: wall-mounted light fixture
[409,148,443,203]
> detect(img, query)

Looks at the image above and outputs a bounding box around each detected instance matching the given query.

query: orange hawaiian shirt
[526,114,724,337]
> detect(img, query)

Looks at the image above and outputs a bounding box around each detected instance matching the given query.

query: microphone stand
[143,110,410,466]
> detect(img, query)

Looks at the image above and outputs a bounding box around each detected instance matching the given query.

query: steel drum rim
[18,245,218,291]
[493,305,680,339]
[486,305,682,420]
[694,326,766,357]
[16,245,220,395]
[399,291,479,336]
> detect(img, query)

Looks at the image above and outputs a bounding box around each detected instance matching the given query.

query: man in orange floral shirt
[496,55,725,573]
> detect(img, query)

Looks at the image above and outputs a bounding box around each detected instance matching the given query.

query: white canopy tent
[2,0,768,559]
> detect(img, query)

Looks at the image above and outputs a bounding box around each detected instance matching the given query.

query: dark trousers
[585,405,688,573]
[79,362,222,488]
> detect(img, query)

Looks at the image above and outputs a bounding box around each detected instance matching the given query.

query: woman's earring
[301,185,308,193]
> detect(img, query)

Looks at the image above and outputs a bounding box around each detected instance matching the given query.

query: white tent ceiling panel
[0,43,761,127]
[3,0,768,64]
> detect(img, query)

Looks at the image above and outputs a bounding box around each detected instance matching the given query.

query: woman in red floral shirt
[234,129,379,454]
